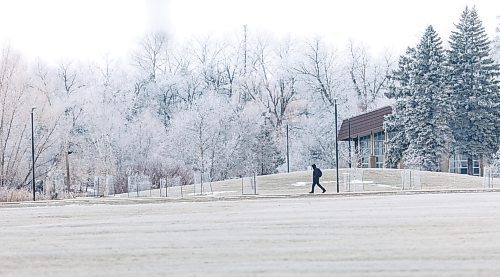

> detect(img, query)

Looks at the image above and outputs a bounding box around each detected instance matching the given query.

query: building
[338,106,391,169]
[337,106,482,176]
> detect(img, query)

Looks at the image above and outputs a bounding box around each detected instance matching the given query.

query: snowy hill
[115,168,497,199]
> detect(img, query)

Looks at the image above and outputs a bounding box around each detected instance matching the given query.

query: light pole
[31,106,36,201]
[65,149,73,193]
[334,99,339,193]
[286,124,289,173]
[261,114,266,175]
[348,118,352,168]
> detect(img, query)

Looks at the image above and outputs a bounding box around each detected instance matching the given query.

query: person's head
[311,164,316,169]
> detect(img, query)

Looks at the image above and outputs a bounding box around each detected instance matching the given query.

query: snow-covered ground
[114,168,498,199]
[1,191,500,276]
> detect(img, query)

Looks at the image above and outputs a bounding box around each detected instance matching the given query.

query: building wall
[354,130,483,176]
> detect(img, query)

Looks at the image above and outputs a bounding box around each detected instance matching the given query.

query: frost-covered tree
[404,26,451,171]
[386,26,452,171]
[297,38,346,108]
[295,38,350,168]
[448,7,500,173]
[131,32,183,128]
[253,116,285,175]
[253,37,302,128]
[0,48,32,187]
[82,58,130,178]
[167,92,284,179]
[384,47,416,168]
[0,47,64,189]
[168,93,229,180]
[348,41,392,113]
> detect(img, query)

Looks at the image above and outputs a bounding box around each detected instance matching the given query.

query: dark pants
[311,178,325,193]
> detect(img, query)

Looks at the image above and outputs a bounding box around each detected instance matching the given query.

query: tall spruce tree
[385,26,451,171]
[406,26,451,171]
[384,47,416,168]
[448,7,500,173]
[252,121,285,175]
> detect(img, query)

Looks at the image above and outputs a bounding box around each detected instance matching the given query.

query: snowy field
[115,168,498,199]
[2,192,500,276]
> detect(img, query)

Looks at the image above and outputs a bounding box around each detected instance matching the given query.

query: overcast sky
[0,0,498,64]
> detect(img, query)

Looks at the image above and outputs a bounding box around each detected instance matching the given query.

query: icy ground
[1,192,500,276]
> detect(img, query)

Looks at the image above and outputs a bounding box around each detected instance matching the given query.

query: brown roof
[338,106,392,141]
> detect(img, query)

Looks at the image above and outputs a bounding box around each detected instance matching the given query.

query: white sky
[0,0,498,64]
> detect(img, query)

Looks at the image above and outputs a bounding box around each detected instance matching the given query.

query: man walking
[310,164,326,193]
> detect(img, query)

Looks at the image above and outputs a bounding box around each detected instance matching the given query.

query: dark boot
[317,184,326,193]
[310,184,316,194]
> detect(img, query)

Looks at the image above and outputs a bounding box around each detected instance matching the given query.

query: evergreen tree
[384,47,416,168]
[405,26,451,171]
[448,7,500,173]
[252,121,285,175]
[385,26,451,171]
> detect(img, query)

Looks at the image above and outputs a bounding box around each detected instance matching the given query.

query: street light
[348,118,352,168]
[66,149,73,192]
[261,112,270,175]
[31,106,36,201]
[334,99,339,193]
[286,124,290,173]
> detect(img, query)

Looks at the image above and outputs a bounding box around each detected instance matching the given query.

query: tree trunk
[467,157,473,176]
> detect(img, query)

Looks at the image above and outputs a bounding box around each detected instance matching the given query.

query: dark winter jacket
[313,168,322,181]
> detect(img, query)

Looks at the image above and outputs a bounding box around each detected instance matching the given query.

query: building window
[374,132,384,168]
[473,160,480,176]
[359,135,370,168]
[449,154,480,176]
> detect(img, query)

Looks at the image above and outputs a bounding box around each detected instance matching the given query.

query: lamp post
[31,106,36,201]
[261,113,268,175]
[334,99,339,193]
[65,149,73,192]
[286,124,289,173]
[348,118,352,168]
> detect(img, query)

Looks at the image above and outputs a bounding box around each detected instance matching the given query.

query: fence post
[207,174,213,195]
[401,170,405,191]
[409,170,412,190]
[253,173,257,195]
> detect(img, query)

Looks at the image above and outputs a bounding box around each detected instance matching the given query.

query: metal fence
[341,168,492,192]
[92,175,114,197]
[79,167,498,199]
[241,173,257,195]
[483,166,500,189]
[193,172,213,196]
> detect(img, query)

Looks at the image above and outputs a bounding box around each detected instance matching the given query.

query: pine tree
[448,7,500,173]
[385,26,451,171]
[384,47,416,168]
[405,26,451,171]
[252,121,285,175]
